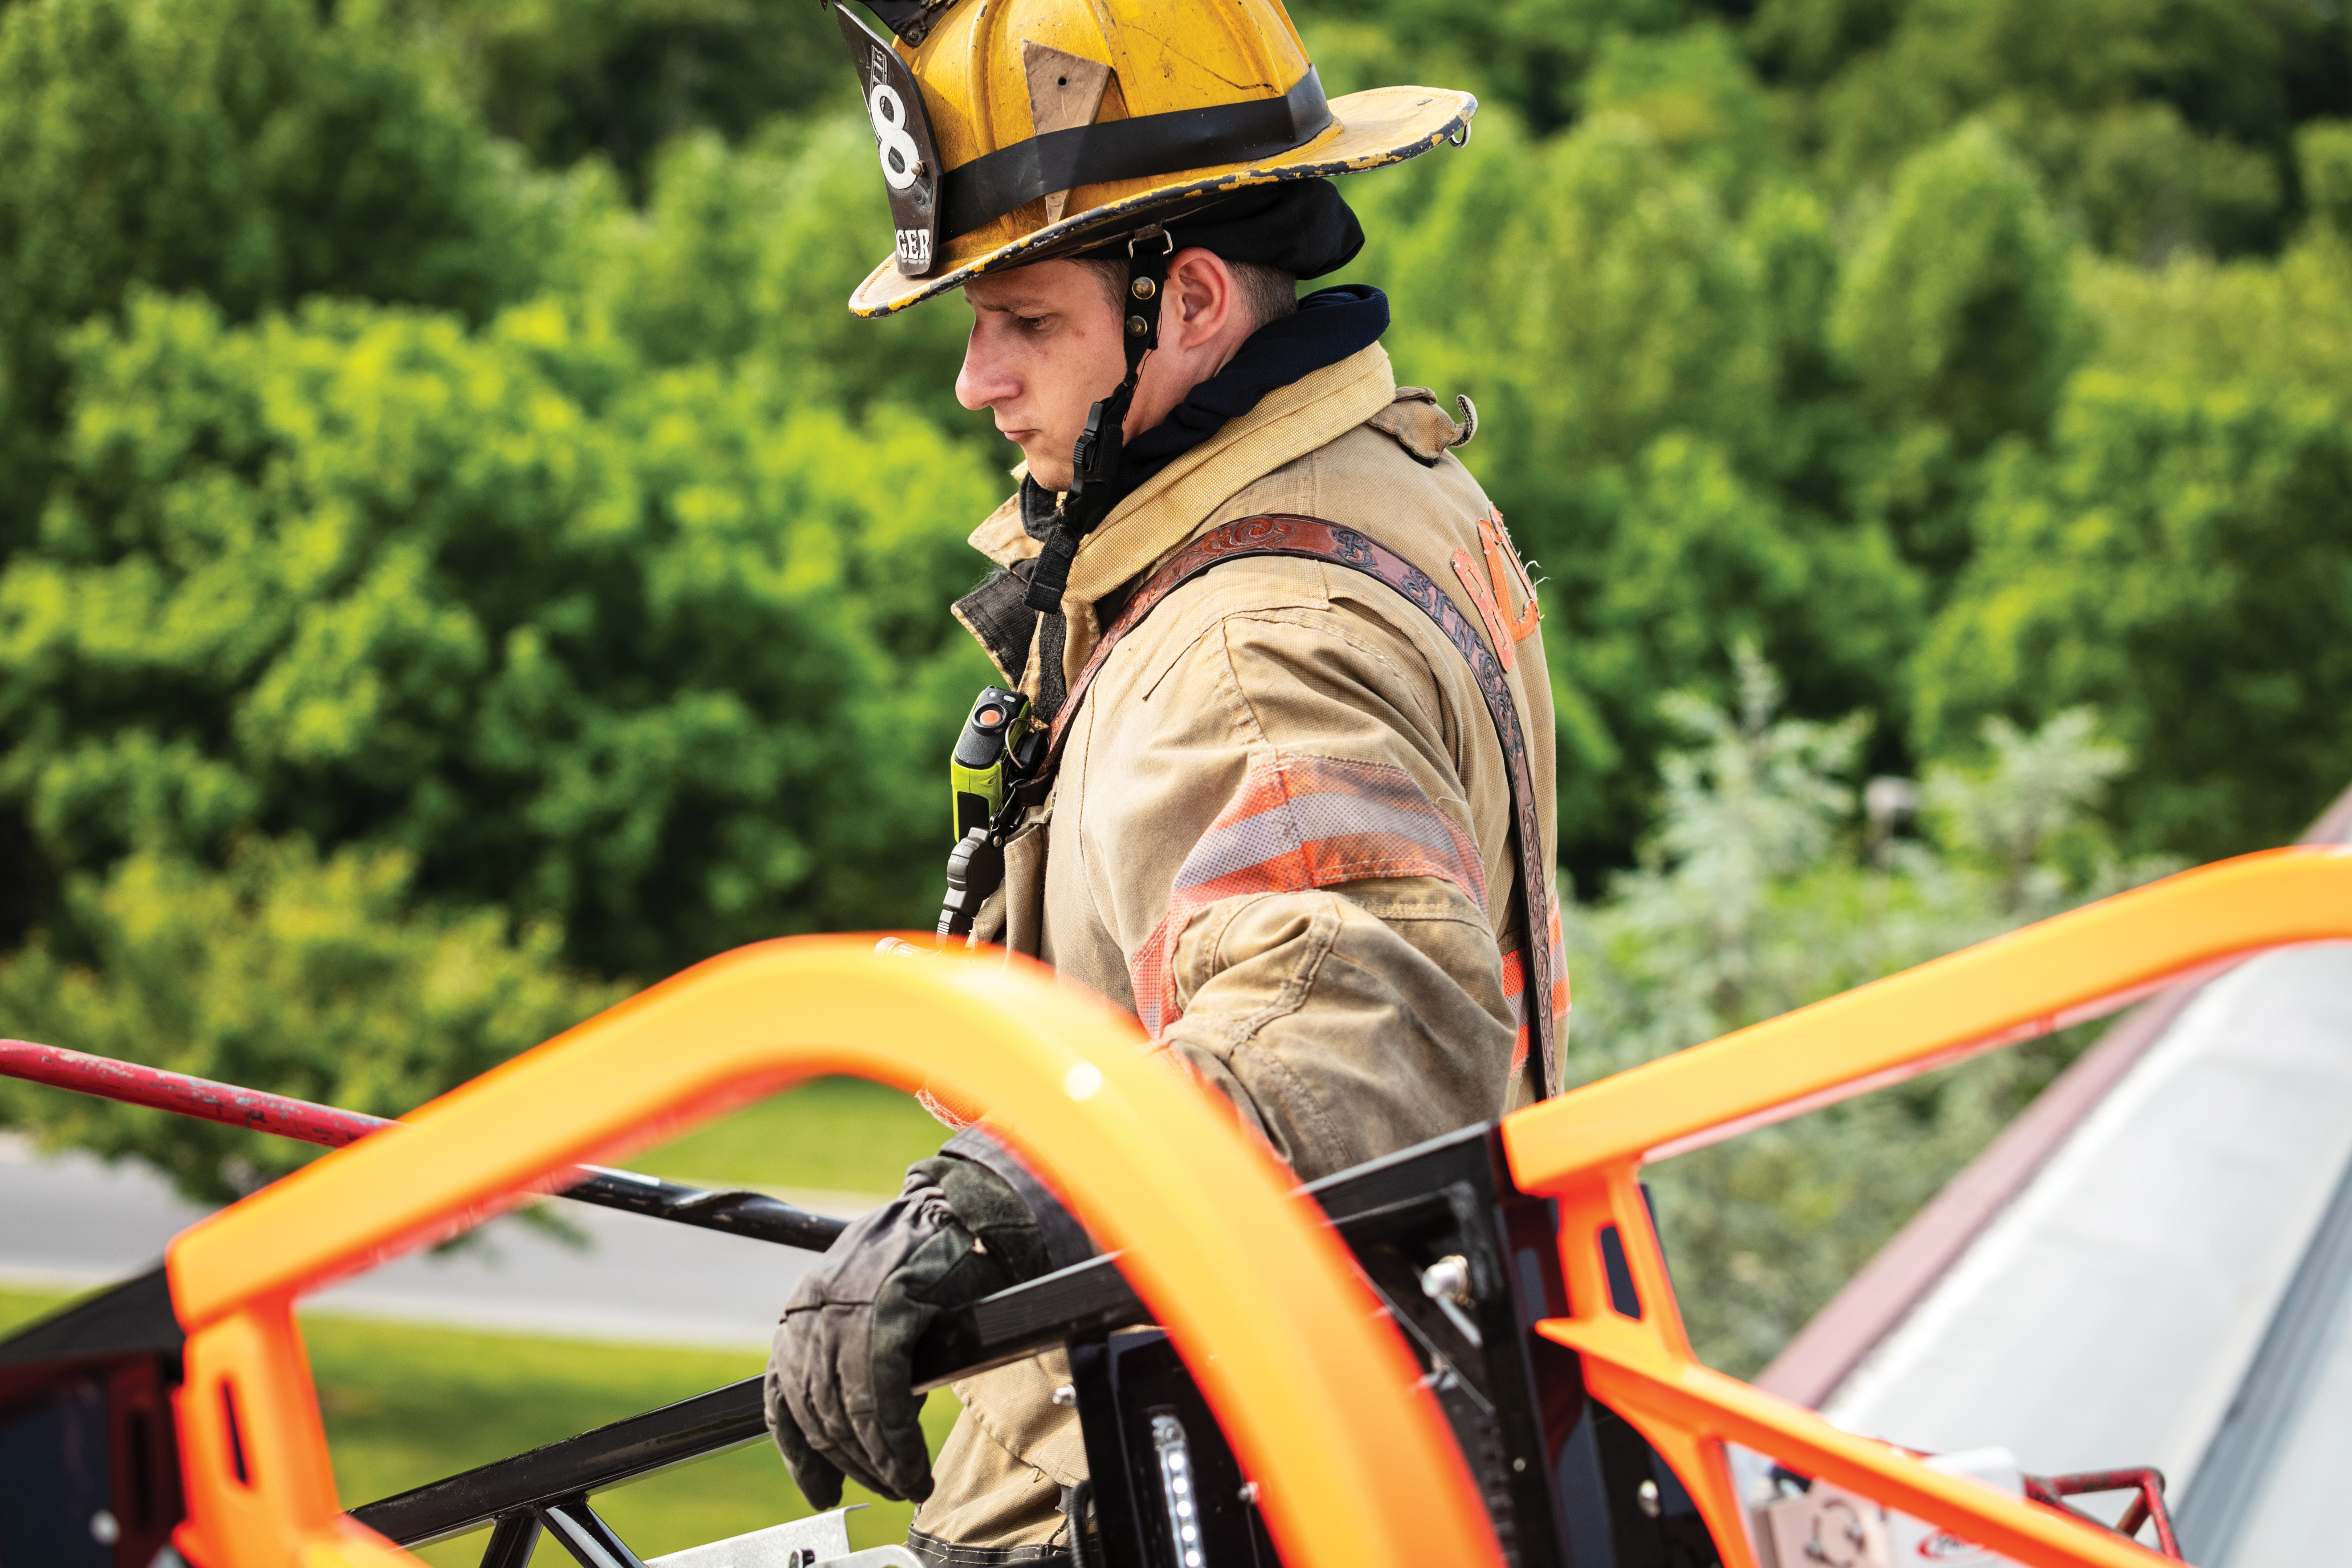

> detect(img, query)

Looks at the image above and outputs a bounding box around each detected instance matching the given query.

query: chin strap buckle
[1022,225,1174,615]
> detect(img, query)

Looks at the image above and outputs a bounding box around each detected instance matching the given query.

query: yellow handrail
[1499,846,2352,1568]
[161,939,1502,1568]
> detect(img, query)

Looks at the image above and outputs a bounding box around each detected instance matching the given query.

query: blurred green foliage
[370,0,855,185]
[8,287,995,978]
[1328,5,2352,879]
[1916,364,2352,860]
[0,838,620,1201]
[1566,648,2172,1373]
[0,0,555,525]
[0,0,2345,1291]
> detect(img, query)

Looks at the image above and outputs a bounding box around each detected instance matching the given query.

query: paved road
[0,1135,871,1348]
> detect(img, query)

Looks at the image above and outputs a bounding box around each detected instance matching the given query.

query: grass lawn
[0,1073,961,1559]
[631,1076,947,1197]
[0,1289,959,1565]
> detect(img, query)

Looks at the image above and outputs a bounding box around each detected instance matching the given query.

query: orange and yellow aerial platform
[2,847,2345,1568]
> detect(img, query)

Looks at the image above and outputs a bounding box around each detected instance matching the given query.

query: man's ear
[1164,246,1235,347]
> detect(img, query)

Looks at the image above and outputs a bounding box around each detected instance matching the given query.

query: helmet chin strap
[1024,226,1174,614]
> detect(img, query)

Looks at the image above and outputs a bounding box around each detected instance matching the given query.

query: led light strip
[1151,1411,1205,1568]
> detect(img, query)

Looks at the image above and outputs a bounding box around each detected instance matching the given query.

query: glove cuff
[927,1126,1096,1279]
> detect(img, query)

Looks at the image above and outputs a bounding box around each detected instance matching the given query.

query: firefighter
[766,4,1566,1563]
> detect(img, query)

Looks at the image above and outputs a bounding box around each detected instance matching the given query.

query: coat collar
[954,341,1401,702]
[1064,342,1397,603]
[962,342,1398,593]
[967,468,1044,570]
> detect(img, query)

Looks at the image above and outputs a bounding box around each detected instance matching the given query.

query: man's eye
[1016,314,1048,331]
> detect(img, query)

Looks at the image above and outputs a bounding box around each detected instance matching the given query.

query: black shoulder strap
[1048,514,1560,1097]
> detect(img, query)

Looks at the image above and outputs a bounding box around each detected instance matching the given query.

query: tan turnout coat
[913,342,1566,1560]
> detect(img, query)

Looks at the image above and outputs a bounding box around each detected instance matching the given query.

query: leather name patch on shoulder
[1449,507,1540,673]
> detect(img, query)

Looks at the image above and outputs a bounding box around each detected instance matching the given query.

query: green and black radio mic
[939,686,1044,943]
[950,686,1033,841]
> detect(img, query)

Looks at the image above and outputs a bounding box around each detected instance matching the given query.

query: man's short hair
[1231,261,1299,325]
[1072,255,1298,330]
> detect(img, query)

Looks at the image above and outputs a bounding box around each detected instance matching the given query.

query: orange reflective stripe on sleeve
[1055,514,1564,1095]
[1131,753,1487,1037]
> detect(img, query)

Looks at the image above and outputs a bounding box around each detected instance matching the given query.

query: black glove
[764,1128,1094,1507]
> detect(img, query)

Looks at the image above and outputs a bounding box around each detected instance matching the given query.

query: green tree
[368,0,854,185]
[1354,114,1921,880]
[0,837,619,1202]
[2294,119,2352,241]
[2065,101,2280,263]
[1583,21,1781,201]
[1302,0,2352,255]
[564,117,977,434]
[1299,0,1714,135]
[1743,0,1903,88]
[1832,121,2080,454]
[1564,649,2163,1372]
[2071,234,2352,399]
[1912,367,2352,861]
[0,289,997,983]
[1806,0,2299,252]
[0,0,549,525]
[1493,113,1776,482]
[1829,119,2081,579]
[1536,436,1921,882]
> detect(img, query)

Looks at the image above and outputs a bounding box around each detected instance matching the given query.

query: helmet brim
[846,86,1475,318]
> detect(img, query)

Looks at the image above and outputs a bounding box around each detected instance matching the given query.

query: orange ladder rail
[160,940,1503,1568]
[159,846,2350,1568]
[1500,846,2352,1568]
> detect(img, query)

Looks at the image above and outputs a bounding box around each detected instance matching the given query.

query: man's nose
[955,328,1016,411]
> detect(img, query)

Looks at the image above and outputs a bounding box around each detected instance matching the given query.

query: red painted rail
[0,1039,387,1147]
[0,1038,848,1250]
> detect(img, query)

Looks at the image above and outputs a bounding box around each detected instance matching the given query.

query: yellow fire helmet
[832,0,1476,317]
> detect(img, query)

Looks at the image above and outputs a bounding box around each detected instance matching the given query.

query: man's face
[955,261,1126,493]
